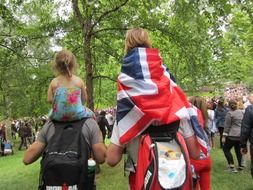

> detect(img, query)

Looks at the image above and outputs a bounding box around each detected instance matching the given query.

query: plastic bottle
[87,159,96,190]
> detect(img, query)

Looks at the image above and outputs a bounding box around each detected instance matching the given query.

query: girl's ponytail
[64,58,72,78]
[53,50,76,77]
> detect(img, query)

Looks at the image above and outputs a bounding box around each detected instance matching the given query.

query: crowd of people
[0,116,48,156]
[0,109,116,157]
[1,28,253,190]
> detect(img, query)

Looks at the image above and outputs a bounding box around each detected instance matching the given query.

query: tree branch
[90,0,129,33]
[72,0,85,25]
[93,75,117,82]
[0,44,19,55]
[91,27,128,36]
[0,44,50,61]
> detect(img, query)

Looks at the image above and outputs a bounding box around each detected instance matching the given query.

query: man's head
[100,110,106,116]
[248,93,253,105]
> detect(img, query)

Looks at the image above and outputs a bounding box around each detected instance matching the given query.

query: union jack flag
[188,106,210,157]
[116,48,190,144]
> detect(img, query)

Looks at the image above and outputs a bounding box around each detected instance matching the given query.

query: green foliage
[0,1,65,118]
[1,0,253,116]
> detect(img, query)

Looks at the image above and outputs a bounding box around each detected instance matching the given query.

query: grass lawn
[0,136,252,190]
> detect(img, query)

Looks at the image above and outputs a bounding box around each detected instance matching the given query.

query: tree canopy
[0,0,252,119]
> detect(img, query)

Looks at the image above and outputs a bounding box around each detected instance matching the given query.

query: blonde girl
[47,50,91,121]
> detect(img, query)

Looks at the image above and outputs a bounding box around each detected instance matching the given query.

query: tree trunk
[83,22,94,110]
[84,39,94,110]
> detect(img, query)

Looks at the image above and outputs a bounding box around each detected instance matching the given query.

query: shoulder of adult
[224,107,229,112]
[36,120,54,144]
[84,117,95,123]
[226,110,232,117]
[82,118,103,147]
[82,118,99,131]
[245,105,253,114]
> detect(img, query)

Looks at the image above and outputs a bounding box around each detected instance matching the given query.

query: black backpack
[39,118,94,190]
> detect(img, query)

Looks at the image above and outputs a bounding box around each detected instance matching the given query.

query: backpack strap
[142,120,180,138]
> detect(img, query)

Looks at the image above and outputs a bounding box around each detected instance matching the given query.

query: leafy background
[1,0,253,119]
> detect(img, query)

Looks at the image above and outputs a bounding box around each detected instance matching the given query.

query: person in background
[240,103,253,178]
[11,121,17,140]
[105,111,115,138]
[24,122,33,146]
[18,121,28,150]
[238,99,245,111]
[96,110,110,142]
[242,93,253,168]
[215,100,228,148]
[15,119,20,133]
[0,123,7,156]
[244,93,253,109]
[222,99,244,172]
[189,96,212,190]
[206,100,216,149]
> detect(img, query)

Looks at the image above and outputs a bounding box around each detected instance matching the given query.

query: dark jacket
[240,105,253,148]
[215,107,228,128]
[97,115,109,133]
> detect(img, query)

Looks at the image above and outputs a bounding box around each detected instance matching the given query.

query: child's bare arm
[80,80,88,104]
[47,82,54,103]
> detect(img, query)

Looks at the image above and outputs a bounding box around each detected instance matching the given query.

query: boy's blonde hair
[53,50,77,77]
[124,28,152,54]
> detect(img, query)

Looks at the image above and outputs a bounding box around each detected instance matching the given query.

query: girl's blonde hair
[53,50,77,77]
[124,28,152,54]
[189,96,208,126]
[237,100,244,110]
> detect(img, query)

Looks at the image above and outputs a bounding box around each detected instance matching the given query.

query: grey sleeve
[223,112,232,135]
[83,118,103,146]
[36,120,53,144]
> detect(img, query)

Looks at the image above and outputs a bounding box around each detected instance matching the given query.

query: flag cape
[188,105,210,157]
[116,47,190,144]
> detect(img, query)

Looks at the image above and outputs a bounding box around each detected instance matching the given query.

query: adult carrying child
[23,50,106,190]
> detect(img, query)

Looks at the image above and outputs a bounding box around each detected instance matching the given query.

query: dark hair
[100,110,106,116]
[218,100,224,106]
[228,100,237,111]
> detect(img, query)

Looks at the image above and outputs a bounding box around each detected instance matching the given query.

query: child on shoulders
[47,50,93,121]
